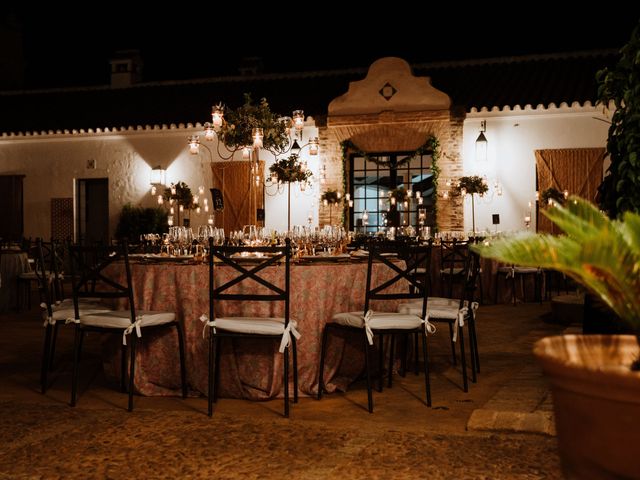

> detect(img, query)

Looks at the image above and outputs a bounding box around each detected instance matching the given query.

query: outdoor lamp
[475,120,488,162]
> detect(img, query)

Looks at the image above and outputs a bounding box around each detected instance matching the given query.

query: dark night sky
[4,8,639,89]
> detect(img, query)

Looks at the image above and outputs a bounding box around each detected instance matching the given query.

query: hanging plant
[320,189,341,205]
[455,176,488,196]
[269,153,313,183]
[216,94,290,153]
[389,186,409,202]
[540,187,566,207]
[163,181,195,209]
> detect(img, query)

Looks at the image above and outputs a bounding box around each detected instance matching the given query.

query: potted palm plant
[473,197,640,479]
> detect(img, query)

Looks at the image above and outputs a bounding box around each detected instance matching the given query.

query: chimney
[109,49,142,88]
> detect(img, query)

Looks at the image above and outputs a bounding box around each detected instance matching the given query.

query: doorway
[0,175,25,241]
[76,178,109,244]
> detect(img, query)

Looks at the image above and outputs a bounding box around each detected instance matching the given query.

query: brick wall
[321,114,465,230]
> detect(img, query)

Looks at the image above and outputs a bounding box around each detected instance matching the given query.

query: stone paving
[0,301,567,479]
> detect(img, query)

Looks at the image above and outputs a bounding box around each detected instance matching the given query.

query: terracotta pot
[534,335,640,479]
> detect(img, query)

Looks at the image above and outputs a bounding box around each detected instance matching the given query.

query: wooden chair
[203,237,298,417]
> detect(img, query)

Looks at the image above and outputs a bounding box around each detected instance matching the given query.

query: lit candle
[418,197,424,205]
[345,193,350,201]
[403,200,409,209]
[151,185,157,195]
[362,211,369,224]
[563,189,569,199]
[196,206,201,214]
[157,195,164,205]
[198,186,205,195]
[391,197,396,206]
[348,200,353,208]
[170,206,175,215]
[179,205,184,212]
[528,201,532,209]
[167,216,174,226]
[207,215,214,225]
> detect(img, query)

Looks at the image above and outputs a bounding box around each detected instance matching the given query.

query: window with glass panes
[350,152,435,233]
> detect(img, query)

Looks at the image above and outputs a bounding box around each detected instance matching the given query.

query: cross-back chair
[202,237,299,417]
[67,241,187,411]
[318,240,434,413]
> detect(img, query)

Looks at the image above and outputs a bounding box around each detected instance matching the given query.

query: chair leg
[512,274,517,306]
[49,321,60,371]
[363,332,373,413]
[283,343,290,418]
[208,328,214,417]
[120,343,127,393]
[477,274,484,305]
[448,322,457,365]
[469,316,480,374]
[317,326,329,400]
[176,323,187,398]
[70,327,83,407]
[291,336,298,404]
[41,323,53,394]
[421,331,432,407]
[468,322,478,384]
[458,324,468,392]
[399,334,407,378]
[214,336,221,404]
[387,334,394,389]
[377,333,384,393]
[414,332,419,375]
[128,335,137,412]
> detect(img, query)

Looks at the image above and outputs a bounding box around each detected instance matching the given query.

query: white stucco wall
[0,121,319,239]
[461,104,610,233]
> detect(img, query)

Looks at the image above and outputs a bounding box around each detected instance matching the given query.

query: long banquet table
[104,259,403,399]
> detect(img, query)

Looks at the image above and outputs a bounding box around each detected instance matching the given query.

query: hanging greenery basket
[269,154,312,183]
[455,176,488,196]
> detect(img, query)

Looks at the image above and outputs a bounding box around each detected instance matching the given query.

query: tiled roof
[0,50,617,135]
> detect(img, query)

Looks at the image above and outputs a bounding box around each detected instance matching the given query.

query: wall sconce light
[475,120,488,162]
[150,165,166,195]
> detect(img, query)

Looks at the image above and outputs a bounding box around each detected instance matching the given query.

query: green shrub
[115,204,168,240]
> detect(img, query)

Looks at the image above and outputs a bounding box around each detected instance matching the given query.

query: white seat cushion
[41,299,113,325]
[332,311,423,331]
[201,316,301,353]
[440,268,464,275]
[332,311,426,345]
[498,266,539,274]
[214,317,287,336]
[79,310,175,329]
[399,297,469,320]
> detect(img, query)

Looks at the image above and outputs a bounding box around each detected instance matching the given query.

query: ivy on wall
[339,136,441,228]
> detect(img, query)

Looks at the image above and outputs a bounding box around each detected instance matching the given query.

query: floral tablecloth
[104,260,403,399]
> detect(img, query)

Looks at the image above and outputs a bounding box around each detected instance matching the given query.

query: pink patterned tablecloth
[104,260,403,399]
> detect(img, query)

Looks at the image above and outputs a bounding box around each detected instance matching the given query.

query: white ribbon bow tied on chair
[122,316,143,346]
[279,320,301,353]
[422,314,436,336]
[363,310,375,345]
[199,314,215,337]
[452,302,479,342]
[40,303,54,327]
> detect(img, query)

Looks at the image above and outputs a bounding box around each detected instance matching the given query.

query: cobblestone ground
[0,303,565,479]
[0,402,561,480]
